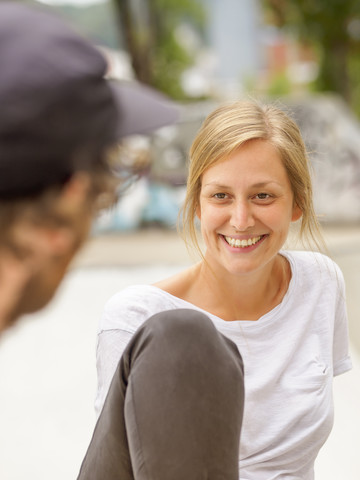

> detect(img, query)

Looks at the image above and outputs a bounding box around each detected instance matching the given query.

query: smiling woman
[182,101,322,258]
[196,139,302,284]
[90,100,352,480]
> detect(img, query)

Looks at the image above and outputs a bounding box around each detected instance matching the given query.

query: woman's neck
[191,253,291,321]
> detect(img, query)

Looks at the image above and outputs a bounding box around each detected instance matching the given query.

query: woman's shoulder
[105,284,171,312]
[154,264,200,300]
[286,249,338,266]
[99,284,177,333]
[285,250,344,283]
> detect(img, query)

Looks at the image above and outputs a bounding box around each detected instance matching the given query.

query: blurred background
[0,0,360,478]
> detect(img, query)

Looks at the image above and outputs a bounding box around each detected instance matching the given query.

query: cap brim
[109,80,179,138]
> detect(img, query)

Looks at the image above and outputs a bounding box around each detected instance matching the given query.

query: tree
[262,0,360,108]
[112,0,205,100]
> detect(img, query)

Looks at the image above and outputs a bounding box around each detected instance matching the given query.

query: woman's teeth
[224,235,262,248]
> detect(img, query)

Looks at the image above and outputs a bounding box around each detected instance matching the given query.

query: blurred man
[0,2,178,332]
[0,7,244,480]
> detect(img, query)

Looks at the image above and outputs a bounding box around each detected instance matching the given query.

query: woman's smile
[221,234,268,250]
[198,139,302,276]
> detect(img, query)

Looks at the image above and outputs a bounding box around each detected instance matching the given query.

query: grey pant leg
[77,309,244,480]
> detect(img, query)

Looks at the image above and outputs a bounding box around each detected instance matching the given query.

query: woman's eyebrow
[202,182,229,188]
[251,181,282,188]
[203,181,282,188]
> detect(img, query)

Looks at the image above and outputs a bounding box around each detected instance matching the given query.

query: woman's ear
[291,204,302,222]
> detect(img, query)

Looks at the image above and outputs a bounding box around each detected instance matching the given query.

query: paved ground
[0,225,359,479]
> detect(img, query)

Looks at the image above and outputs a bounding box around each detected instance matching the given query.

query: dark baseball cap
[0,2,179,199]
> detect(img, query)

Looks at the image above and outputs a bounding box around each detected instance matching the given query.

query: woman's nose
[230,200,255,231]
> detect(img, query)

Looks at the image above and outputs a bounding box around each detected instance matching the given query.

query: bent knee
[145,309,243,369]
[146,308,215,339]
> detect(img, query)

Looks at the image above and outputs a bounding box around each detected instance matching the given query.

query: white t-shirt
[96,250,352,480]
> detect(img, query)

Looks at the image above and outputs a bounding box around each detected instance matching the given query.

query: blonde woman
[86,101,351,479]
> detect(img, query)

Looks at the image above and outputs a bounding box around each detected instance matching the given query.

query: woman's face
[197,139,301,277]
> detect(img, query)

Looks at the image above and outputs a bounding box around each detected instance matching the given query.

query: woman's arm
[95,328,133,417]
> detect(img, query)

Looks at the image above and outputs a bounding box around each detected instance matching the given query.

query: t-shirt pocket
[290,356,331,391]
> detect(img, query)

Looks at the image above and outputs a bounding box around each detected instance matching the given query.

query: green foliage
[152,31,192,99]
[154,0,205,26]
[348,54,360,117]
[113,0,206,100]
[262,0,360,113]
[151,0,205,99]
[266,72,292,97]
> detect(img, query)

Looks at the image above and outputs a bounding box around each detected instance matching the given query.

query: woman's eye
[256,192,271,200]
[213,193,227,199]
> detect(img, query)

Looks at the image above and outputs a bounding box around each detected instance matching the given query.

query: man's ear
[9,220,75,263]
[40,226,75,256]
[56,172,92,216]
[291,204,302,222]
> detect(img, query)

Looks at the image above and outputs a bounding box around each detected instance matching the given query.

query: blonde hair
[180,100,325,255]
